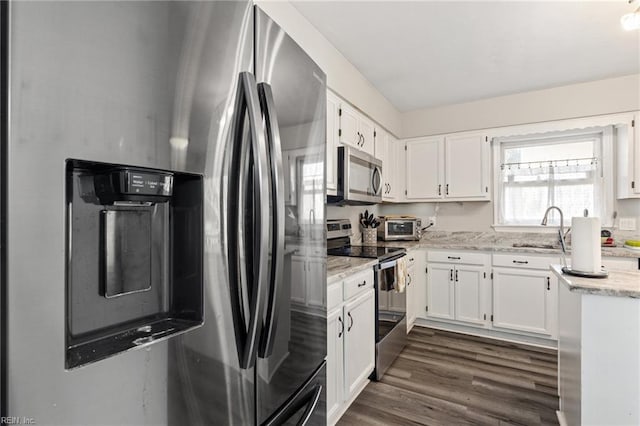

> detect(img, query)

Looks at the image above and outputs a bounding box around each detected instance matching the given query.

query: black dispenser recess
[65,159,204,369]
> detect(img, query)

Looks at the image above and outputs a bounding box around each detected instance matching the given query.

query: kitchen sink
[512,243,560,249]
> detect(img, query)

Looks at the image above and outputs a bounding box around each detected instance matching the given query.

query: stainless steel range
[326,219,408,381]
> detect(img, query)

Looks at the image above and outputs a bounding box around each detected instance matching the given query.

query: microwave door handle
[371,166,382,195]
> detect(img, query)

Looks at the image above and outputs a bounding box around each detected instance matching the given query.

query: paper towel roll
[571,216,601,273]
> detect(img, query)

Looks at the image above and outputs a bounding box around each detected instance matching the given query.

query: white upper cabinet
[404,131,490,202]
[339,102,375,156]
[326,90,340,195]
[445,133,491,199]
[375,128,400,201]
[617,113,640,199]
[405,136,444,200]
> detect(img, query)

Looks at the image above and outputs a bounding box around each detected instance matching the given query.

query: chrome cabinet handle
[338,316,344,338]
[257,82,285,359]
[347,312,354,331]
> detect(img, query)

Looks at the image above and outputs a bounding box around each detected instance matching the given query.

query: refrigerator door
[6,1,253,424]
[254,7,327,424]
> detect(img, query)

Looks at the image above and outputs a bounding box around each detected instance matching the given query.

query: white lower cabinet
[426,264,455,320]
[291,254,326,307]
[327,268,375,425]
[326,307,344,422]
[343,290,375,396]
[492,266,557,338]
[425,251,490,326]
[405,250,427,331]
[491,253,558,338]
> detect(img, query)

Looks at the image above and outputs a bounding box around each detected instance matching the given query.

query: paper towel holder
[561,266,609,279]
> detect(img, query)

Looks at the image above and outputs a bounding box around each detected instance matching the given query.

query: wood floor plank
[337,327,559,426]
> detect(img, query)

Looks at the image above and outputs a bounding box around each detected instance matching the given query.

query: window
[495,127,612,227]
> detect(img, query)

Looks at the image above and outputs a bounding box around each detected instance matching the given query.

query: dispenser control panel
[94,167,174,204]
[122,170,173,196]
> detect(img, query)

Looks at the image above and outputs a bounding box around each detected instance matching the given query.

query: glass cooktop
[327,245,406,262]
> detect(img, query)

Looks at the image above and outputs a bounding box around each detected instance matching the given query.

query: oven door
[375,256,406,342]
[339,146,382,204]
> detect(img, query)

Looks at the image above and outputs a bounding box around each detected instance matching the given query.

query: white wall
[256,1,402,136]
[402,74,640,138]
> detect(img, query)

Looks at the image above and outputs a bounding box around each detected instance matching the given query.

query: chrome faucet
[541,206,568,268]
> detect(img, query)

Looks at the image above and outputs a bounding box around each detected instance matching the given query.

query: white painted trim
[413,318,558,349]
[557,410,569,426]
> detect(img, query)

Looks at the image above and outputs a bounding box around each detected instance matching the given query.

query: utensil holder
[362,228,377,245]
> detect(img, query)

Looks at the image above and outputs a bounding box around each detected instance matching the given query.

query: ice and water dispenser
[65,159,203,369]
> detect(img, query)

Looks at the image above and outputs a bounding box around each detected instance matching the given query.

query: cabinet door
[634,113,640,194]
[359,117,375,156]
[374,127,387,161]
[454,265,485,325]
[306,258,325,307]
[393,140,406,202]
[492,267,554,336]
[385,135,398,201]
[339,103,359,149]
[405,137,444,200]
[445,132,489,199]
[406,264,417,330]
[344,289,375,398]
[326,91,339,194]
[412,251,428,321]
[326,307,344,423]
[290,256,306,304]
[426,263,454,320]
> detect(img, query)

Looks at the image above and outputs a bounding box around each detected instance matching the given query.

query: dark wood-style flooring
[338,327,559,426]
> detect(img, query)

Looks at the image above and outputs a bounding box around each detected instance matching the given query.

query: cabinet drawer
[427,250,488,265]
[328,282,343,311]
[492,253,559,270]
[343,268,374,301]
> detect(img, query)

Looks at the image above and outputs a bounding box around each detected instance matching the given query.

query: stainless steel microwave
[327,146,382,205]
[377,216,423,241]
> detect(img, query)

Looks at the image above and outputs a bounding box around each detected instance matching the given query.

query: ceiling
[291,1,640,112]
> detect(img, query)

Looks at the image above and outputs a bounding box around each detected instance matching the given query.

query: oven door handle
[377,255,405,271]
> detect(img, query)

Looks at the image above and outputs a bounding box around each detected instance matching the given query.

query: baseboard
[413,318,558,350]
[329,378,370,426]
[557,410,568,426]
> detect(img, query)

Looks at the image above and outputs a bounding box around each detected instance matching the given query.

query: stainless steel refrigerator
[1,2,327,424]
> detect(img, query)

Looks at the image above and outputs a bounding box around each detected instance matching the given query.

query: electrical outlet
[619,217,637,231]
[428,216,436,226]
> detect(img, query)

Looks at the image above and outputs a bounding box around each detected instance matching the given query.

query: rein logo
[0,418,35,425]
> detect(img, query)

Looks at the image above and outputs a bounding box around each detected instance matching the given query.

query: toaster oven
[377,216,422,241]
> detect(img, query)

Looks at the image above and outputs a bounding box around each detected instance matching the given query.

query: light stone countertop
[327,256,377,283]
[377,231,640,258]
[551,264,640,298]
